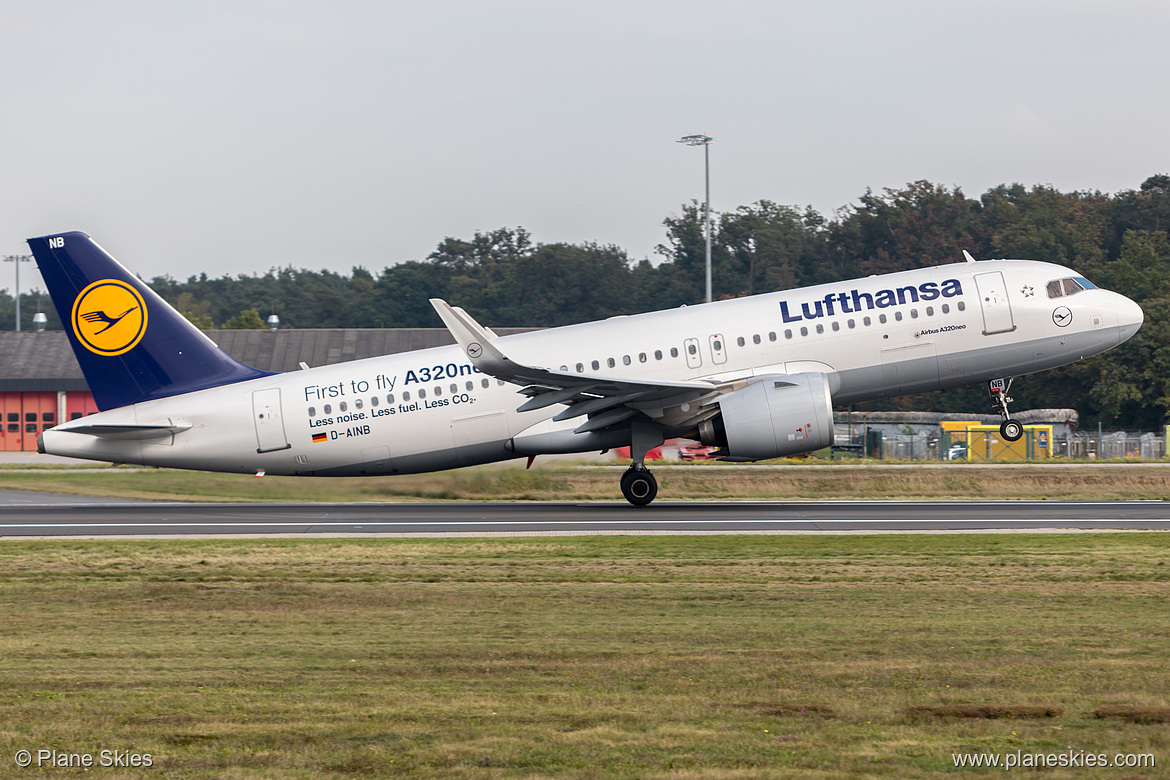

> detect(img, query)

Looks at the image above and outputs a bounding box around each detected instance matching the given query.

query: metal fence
[834,428,1167,461]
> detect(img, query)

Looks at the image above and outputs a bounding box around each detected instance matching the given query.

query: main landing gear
[989,378,1023,442]
[621,416,663,507]
[620,465,658,507]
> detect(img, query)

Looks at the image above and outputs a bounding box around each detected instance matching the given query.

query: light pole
[677,133,714,303]
[3,255,32,331]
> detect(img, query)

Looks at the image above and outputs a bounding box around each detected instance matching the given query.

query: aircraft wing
[431,299,727,432]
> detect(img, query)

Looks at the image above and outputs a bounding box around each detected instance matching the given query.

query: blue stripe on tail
[28,231,274,411]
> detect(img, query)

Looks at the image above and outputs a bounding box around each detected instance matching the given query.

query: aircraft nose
[1117,294,1144,345]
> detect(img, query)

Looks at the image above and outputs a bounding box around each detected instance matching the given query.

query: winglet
[430,298,515,377]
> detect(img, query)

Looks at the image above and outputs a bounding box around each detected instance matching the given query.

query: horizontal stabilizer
[55,422,193,439]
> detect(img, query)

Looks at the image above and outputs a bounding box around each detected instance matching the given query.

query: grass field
[4,461,1170,502]
[0,535,1167,778]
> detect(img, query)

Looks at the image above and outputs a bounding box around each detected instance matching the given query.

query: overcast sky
[2,0,1167,291]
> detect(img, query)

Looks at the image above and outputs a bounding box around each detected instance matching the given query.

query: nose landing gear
[989,378,1023,442]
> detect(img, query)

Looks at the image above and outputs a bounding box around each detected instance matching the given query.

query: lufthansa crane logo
[70,279,148,356]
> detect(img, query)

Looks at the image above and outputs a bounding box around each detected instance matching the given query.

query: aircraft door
[252,388,291,453]
[880,342,939,397]
[709,334,727,365]
[683,338,702,369]
[452,410,509,466]
[974,271,1016,335]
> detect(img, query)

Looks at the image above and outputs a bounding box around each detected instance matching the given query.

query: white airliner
[30,233,1143,505]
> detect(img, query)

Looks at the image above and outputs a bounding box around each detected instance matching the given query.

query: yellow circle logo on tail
[71,279,148,356]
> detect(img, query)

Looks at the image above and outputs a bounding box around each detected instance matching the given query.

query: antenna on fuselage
[963,250,977,263]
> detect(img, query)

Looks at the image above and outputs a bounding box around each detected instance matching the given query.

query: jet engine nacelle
[699,372,835,460]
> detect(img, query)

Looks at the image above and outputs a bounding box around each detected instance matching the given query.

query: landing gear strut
[621,416,663,506]
[989,378,1023,442]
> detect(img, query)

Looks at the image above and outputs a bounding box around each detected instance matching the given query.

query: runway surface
[2,495,1170,537]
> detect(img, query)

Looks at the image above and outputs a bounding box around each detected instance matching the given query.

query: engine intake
[699,372,834,460]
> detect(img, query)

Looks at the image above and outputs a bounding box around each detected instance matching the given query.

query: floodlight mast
[677,133,714,303]
[3,255,32,331]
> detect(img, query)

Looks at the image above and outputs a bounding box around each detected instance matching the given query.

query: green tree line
[3,176,1168,427]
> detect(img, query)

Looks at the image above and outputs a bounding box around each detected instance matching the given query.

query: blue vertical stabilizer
[28,231,274,410]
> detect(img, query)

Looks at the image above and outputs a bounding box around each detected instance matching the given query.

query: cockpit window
[1047,276,1097,298]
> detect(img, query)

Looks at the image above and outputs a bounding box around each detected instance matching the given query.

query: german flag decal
[312,433,327,444]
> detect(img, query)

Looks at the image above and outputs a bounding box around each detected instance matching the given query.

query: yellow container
[940,422,1052,461]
